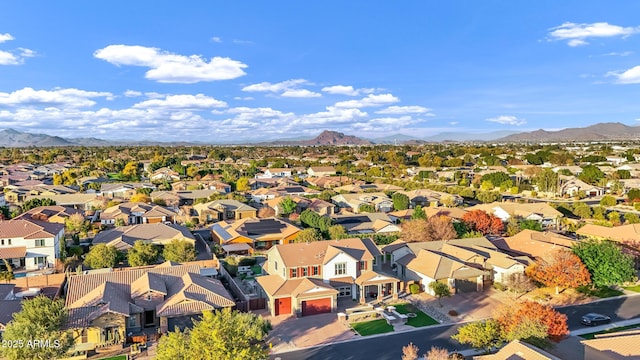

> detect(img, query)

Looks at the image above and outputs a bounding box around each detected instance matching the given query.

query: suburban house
[92,223,196,252]
[581,329,640,360]
[308,198,336,216]
[307,166,336,177]
[250,188,281,203]
[65,262,234,352]
[305,176,353,189]
[264,196,311,216]
[577,224,640,253]
[388,209,414,223]
[396,189,463,208]
[559,177,604,197]
[256,168,293,179]
[331,192,394,213]
[192,199,257,224]
[491,230,577,260]
[424,207,468,221]
[13,205,84,224]
[210,217,301,255]
[333,183,404,193]
[150,189,222,207]
[0,219,64,270]
[474,339,561,360]
[100,202,177,226]
[23,193,104,211]
[383,238,527,294]
[256,238,401,316]
[150,167,180,182]
[332,213,401,234]
[273,185,321,197]
[99,183,155,200]
[467,202,563,229]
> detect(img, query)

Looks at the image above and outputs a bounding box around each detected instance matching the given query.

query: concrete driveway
[407,288,511,322]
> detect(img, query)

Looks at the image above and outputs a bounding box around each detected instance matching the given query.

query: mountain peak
[301,130,372,145]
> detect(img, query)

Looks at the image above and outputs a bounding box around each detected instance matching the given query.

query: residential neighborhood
[0,142,639,360]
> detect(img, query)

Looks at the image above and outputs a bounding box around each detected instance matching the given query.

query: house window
[291,268,297,278]
[274,261,278,271]
[312,266,319,276]
[146,294,152,301]
[128,314,137,327]
[359,261,367,271]
[35,256,46,265]
[338,286,351,297]
[335,262,346,276]
[35,239,45,247]
[7,239,11,245]
[1,239,4,245]
[301,267,308,277]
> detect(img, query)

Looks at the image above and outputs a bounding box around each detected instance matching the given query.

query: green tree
[358,204,376,213]
[534,168,559,193]
[578,165,605,185]
[65,213,90,236]
[600,195,617,207]
[452,319,502,353]
[294,228,323,243]
[625,212,640,224]
[628,188,640,202]
[236,177,250,192]
[519,219,542,232]
[21,198,56,212]
[163,240,197,263]
[155,308,271,360]
[279,197,297,216]
[572,240,636,287]
[0,296,73,360]
[122,161,140,180]
[411,205,427,220]
[475,191,501,204]
[392,192,410,211]
[572,202,592,219]
[428,281,451,307]
[607,211,621,226]
[480,171,511,188]
[328,225,347,239]
[128,240,160,267]
[84,244,122,269]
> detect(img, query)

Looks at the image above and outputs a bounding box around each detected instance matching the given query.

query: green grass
[623,284,640,292]
[98,356,128,360]
[393,303,439,327]
[351,319,394,336]
[577,286,624,298]
[579,325,640,340]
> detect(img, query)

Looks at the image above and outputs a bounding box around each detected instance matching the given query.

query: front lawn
[577,286,624,298]
[579,325,640,340]
[393,303,439,327]
[623,284,640,292]
[351,319,394,336]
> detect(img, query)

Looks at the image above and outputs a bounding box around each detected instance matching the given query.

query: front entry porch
[355,271,401,304]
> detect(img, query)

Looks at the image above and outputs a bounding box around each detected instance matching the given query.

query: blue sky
[1,1,640,142]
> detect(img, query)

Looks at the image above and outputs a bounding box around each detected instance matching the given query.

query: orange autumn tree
[525,250,591,294]
[462,210,504,235]
[495,301,569,341]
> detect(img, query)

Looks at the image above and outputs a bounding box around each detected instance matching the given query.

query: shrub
[409,283,421,294]
[238,257,257,266]
[493,282,507,291]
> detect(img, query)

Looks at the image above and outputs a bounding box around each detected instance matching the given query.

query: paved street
[270,294,640,360]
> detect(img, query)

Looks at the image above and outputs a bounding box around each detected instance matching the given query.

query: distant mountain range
[3,123,640,147]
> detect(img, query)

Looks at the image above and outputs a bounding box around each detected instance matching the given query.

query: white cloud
[94,44,248,83]
[449,121,459,125]
[242,79,309,93]
[334,93,399,108]
[211,36,222,43]
[18,48,36,57]
[0,33,14,43]
[133,94,227,110]
[375,105,432,115]
[0,50,19,65]
[486,115,527,126]
[603,51,633,57]
[233,96,254,101]
[321,85,378,96]
[548,22,640,46]
[608,65,640,84]
[281,89,321,98]
[0,87,113,108]
[124,90,142,97]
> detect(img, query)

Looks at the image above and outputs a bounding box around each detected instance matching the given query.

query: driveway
[406,288,511,323]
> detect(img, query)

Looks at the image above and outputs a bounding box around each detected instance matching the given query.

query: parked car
[581,313,611,326]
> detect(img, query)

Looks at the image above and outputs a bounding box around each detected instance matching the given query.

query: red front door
[275,297,291,315]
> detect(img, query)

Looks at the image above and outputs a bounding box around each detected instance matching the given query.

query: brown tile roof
[14,205,83,222]
[468,202,562,219]
[475,339,561,360]
[0,246,27,259]
[577,223,640,243]
[100,202,177,221]
[580,330,640,358]
[65,262,233,329]
[494,230,577,259]
[256,275,337,298]
[424,207,467,220]
[92,223,195,250]
[0,219,63,239]
[355,271,400,286]
[272,237,381,268]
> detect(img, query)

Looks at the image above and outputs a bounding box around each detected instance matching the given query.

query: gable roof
[100,202,177,221]
[256,275,337,298]
[0,219,63,239]
[468,202,562,219]
[493,230,576,259]
[92,223,195,250]
[271,237,381,268]
[210,217,301,244]
[577,223,640,243]
[580,330,640,359]
[65,262,233,328]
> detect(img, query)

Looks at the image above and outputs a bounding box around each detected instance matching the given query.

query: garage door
[301,298,331,316]
[275,297,291,315]
[455,279,477,293]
